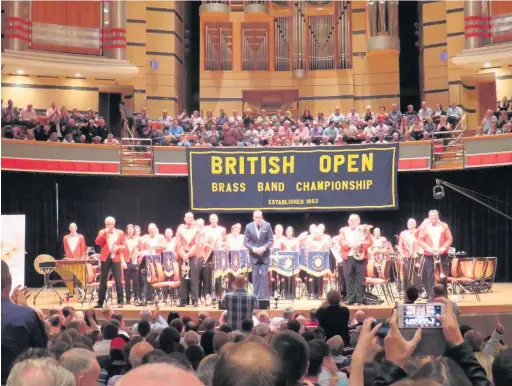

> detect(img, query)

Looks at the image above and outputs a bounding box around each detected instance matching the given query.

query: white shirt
[67,235,79,253]
[428,224,442,249]
[345,228,358,256]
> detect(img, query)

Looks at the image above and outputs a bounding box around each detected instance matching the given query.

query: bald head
[129,342,153,368]
[7,358,75,386]
[213,341,281,386]
[184,330,200,348]
[355,310,366,323]
[253,323,271,342]
[119,363,203,386]
[59,348,100,386]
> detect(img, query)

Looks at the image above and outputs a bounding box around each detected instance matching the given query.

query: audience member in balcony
[222,122,242,146]
[95,119,109,141]
[78,135,87,144]
[70,107,84,123]
[255,109,271,125]
[282,110,296,126]
[405,104,417,123]
[328,106,344,123]
[62,133,75,144]
[323,121,339,143]
[271,109,284,124]
[215,109,228,126]
[317,111,327,126]
[190,110,204,132]
[362,133,373,144]
[191,123,206,137]
[25,129,36,141]
[362,119,375,138]
[346,107,361,126]
[104,133,120,145]
[388,103,402,127]
[433,103,446,123]
[166,119,185,145]
[410,115,425,140]
[375,131,388,144]
[92,136,102,145]
[259,122,274,146]
[422,131,431,141]
[397,116,409,136]
[342,121,359,143]
[80,119,96,142]
[203,110,215,127]
[177,109,190,130]
[244,123,260,144]
[320,136,332,146]
[447,102,463,129]
[486,122,503,136]
[294,122,309,141]
[402,130,412,141]
[135,108,149,137]
[503,123,512,134]
[196,136,212,147]
[59,106,71,127]
[229,109,243,126]
[47,132,59,143]
[250,138,263,147]
[391,132,400,142]
[243,108,255,128]
[375,118,391,140]
[33,123,50,141]
[275,122,293,145]
[376,105,388,122]
[3,99,14,117]
[309,121,324,144]
[418,101,432,123]
[363,105,375,123]
[160,110,173,129]
[481,109,498,134]
[497,96,510,112]
[334,135,345,146]
[425,116,436,134]
[20,104,38,127]
[300,108,315,123]
[497,111,509,129]
[204,124,221,145]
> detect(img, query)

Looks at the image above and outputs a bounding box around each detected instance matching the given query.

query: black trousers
[180,257,201,305]
[123,262,139,303]
[343,257,367,304]
[199,260,213,298]
[337,262,347,298]
[138,258,153,303]
[98,258,123,304]
[421,254,449,300]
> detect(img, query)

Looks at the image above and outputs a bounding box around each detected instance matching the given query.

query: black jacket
[373,341,491,386]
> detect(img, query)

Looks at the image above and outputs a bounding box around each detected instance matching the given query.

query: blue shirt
[170,125,184,137]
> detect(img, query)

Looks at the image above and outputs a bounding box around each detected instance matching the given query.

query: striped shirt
[221,289,259,330]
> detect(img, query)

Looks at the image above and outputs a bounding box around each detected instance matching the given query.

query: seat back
[366,259,375,278]
[381,259,392,281]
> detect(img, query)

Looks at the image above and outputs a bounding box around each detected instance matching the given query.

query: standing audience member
[221,275,259,330]
[1,261,48,384]
[316,290,350,345]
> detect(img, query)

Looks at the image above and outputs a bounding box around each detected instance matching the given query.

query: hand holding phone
[383,309,422,367]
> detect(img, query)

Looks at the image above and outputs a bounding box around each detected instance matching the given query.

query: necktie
[257,225,261,231]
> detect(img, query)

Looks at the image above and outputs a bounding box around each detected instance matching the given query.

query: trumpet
[182,260,190,280]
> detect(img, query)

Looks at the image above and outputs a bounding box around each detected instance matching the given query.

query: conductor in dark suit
[243,210,274,299]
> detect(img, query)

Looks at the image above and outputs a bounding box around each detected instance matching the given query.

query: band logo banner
[229,250,248,275]
[213,250,230,277]
[162,251,175,277]
[301,250,331,277]
[270,251,300,277]
[186,145,399,212]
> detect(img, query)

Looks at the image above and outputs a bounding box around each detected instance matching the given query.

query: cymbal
[34,254,56,275]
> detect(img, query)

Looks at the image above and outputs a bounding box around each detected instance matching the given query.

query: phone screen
[402,304,442,328]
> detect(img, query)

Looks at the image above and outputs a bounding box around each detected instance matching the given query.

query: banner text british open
[187,145,399,212]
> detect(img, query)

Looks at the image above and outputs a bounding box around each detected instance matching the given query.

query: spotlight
[433,179,445,200]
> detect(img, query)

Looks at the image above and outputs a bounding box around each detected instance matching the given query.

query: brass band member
[339,214,373,305]
[201,214,227,305]
[305,227,330,299]
[95,216,126,308]
[331,231,347,299]
[164,228,176,252]
[271,224,286,295]
[281,226,299,299]
[398,219,421,292]
[176,212,201,307]
[63,222,86,259]
[138,223,166,305]
[418,210,453,300]
[227,223,244,250]
[369,228,388,276]
[122,224,140,305]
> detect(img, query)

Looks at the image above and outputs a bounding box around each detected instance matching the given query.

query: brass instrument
[352,224,373,260]
[417,247,444,279]
[182,260,190,280]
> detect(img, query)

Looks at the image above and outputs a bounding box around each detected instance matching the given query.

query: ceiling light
[484,62,491,68]
[104,8,109,13]
[16,69,24,75]
[75,73,82,77]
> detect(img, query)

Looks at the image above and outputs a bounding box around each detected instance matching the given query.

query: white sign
[1,215,26,289]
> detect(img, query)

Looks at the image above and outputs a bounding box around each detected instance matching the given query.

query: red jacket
[338,226,373,260]
[418,222,453,255]
[95,229,126,263]
[63,234,86,259]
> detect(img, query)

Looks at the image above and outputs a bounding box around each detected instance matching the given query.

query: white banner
[1,215,26,289]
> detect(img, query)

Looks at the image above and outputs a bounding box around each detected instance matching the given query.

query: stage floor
[29,283,512,321]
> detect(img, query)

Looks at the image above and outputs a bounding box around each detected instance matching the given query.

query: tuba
[352,224,373,260]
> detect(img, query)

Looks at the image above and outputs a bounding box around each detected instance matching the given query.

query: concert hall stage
[30,283,512,321]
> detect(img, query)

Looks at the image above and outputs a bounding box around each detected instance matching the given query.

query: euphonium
[352,224,373,260]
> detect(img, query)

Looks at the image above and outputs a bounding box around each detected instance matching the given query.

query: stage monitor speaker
[259,299,270,309]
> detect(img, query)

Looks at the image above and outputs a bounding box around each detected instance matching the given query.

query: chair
[447,257,481,301]
[365,258,394,305]
[83,263,114,305]
[149,260,180,306]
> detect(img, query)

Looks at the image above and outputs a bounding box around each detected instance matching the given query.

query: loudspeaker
[259,299,270,310]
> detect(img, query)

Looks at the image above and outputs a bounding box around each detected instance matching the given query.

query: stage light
[433,179,445,200]
[484,62,491,68]
[16,69,24,75]
[75,73,82,77]
[104,8,109,13]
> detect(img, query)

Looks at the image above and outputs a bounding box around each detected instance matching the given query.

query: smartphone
[398,303,447,356]
[397,303,444,329]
